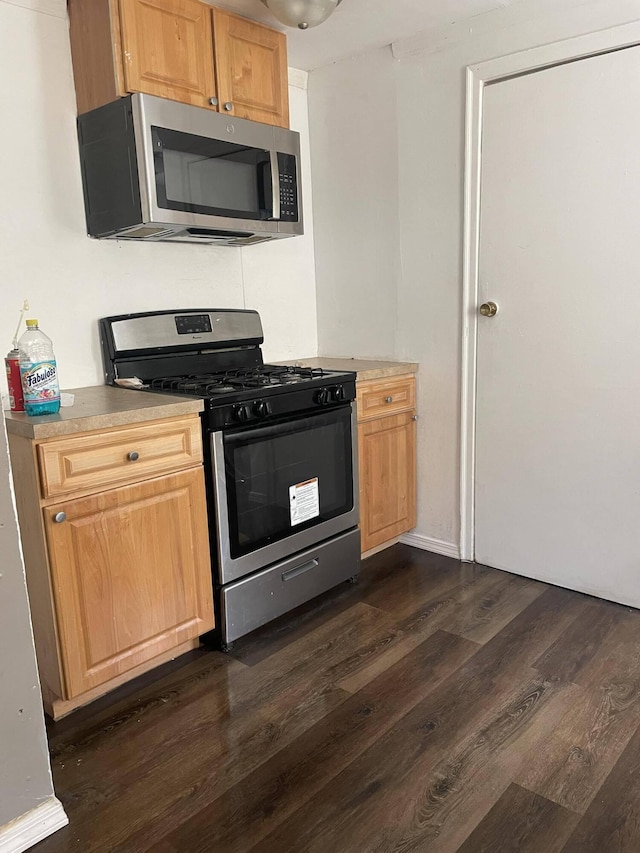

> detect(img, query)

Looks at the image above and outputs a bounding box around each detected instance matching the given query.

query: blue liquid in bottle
[18,320,61,416]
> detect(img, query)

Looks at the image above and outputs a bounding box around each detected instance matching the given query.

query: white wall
[0,414,59,833]
[309,0,640,551]
[0,0,317,402]
[309,47,400,360]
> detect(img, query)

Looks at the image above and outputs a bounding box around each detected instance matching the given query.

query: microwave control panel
[278,153,299,222]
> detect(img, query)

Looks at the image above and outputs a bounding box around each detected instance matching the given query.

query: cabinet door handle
[209,96,219,106]
[223,102,233,111]
[127,451,140,462]
[385,396,394,404]
[412,415,418,421]
[54,511,66,524]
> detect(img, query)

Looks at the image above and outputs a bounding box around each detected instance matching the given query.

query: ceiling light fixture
[260,0,343,30]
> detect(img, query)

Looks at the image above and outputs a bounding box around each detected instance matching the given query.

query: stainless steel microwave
[77,93,303,247]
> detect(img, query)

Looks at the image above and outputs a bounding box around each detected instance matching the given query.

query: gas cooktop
[148,365,331,397]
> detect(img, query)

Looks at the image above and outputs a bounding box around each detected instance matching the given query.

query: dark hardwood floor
[33,545,640,852]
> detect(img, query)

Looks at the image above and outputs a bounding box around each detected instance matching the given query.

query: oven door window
[152,126,272,220]
[224,408,354,559]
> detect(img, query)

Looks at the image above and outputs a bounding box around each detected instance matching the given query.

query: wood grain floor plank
[32,547,640,853]
[248,587,587,853]
[36,603,402,853]
[532,597,624,684]
[517,613,640,814]
[455,783,580,853]
[368,675,583,853]
[561,723,640,852]
[447,573,546,644]
[338,567,545,695]
[46,648,247,758]
[154,631,480,853]
[336,567,505,694]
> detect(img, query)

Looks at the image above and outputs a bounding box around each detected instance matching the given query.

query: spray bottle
[5,300,29,413]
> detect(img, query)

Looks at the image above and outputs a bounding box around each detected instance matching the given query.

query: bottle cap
[26,319,38,327]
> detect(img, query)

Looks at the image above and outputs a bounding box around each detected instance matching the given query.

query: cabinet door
[212,8,290,128]
[359,411,417,553]
[119,0,217,108]
[44,468,214,699]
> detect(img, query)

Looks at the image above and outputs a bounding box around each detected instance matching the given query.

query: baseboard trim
[0,798,68,853]
[399,533,461,560]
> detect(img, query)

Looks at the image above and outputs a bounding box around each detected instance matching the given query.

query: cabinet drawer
[38,417,203,498]
[357,375,416,421]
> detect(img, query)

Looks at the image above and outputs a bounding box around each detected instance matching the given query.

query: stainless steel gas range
[99,309,361,649]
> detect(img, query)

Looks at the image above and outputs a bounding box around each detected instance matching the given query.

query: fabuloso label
[20,361,60,404]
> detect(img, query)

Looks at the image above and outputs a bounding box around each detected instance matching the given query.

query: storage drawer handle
[385,396,394,403]
[282,558,319,583]
[127,451,140,462]
[54,511,66,524]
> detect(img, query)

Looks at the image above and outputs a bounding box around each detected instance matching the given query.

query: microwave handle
[269,150,281,221]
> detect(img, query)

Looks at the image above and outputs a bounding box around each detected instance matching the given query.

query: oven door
[211,403,359,585]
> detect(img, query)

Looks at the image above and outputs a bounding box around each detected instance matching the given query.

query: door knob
[479,301,499,317]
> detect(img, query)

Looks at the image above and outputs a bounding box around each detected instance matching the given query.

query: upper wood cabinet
[212,8,289,128]
[68,0,290,127]
[119,0,217,108]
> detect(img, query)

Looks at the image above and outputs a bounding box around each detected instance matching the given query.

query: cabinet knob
[209,96,219,106]
[412,415,418,421]
[127,451,140,462]
[223,102,233,111]
[385,396,394,404]
[54,511,66,524]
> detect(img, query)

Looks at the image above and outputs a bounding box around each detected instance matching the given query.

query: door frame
[460,20,640,561]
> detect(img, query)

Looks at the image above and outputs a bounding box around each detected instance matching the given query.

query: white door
[475,46,640,606]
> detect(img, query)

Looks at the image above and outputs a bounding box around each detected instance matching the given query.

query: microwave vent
[228,235,274,246]
[117,225,174,240]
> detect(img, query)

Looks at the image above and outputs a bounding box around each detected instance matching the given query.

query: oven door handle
[282,558,319,583]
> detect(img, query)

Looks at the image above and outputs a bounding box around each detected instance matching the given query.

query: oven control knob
[253,400,272,419]
[234,403,253,423]
[331,385,346,402]
[315,388,330,406]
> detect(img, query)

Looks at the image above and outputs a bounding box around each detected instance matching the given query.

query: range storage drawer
[38,416,203,498]
[356,374,416,422]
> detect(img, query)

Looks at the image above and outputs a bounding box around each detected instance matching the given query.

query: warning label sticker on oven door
[289,478,320,526]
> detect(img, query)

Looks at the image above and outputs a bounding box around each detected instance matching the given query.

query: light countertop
[3,386,203,440]
[278,358,418,382]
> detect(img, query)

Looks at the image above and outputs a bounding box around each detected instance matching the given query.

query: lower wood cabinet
[8,414,214,719]
[357,374,417,554]
[44,468,213,698]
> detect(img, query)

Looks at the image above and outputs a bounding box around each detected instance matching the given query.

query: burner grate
[148,366,327,397]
